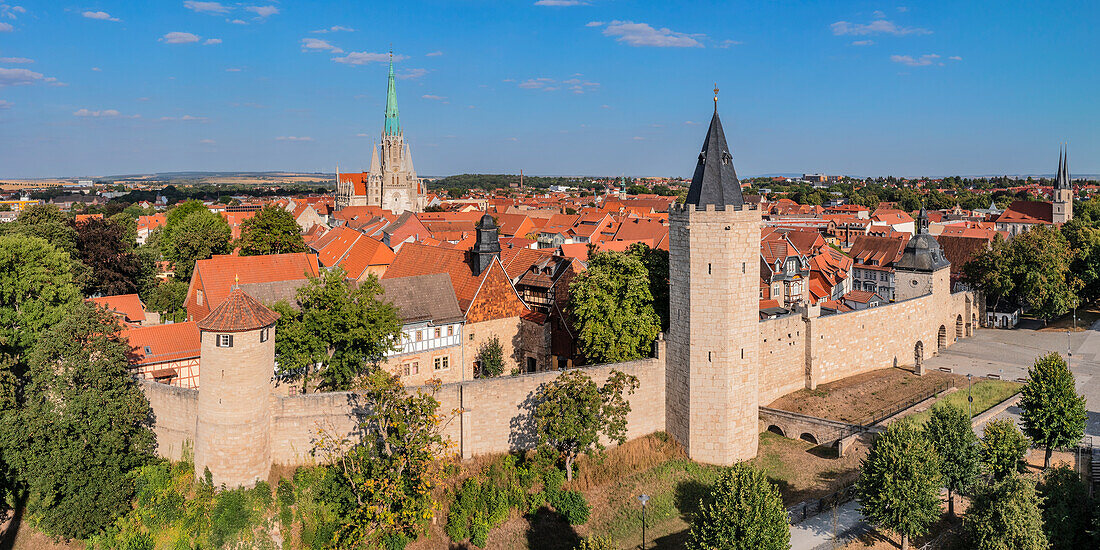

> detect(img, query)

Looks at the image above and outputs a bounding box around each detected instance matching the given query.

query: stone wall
[271,391,361,465]
[140,378,198,461]
[759,314,809,405]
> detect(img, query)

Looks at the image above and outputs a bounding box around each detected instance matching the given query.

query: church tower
[667,89,761,465]
[1052,146,1073,224]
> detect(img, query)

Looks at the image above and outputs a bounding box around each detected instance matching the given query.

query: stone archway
[971,313,978,335]
[914,341,924,375]
[767,425,785,437]
[956,315,964,340]
[800,433,818,445]
[937,325,947,352]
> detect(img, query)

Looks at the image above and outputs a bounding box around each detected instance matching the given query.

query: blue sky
[0,1,1097,179]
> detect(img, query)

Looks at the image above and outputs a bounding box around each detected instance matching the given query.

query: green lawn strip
[909,380,1022,426]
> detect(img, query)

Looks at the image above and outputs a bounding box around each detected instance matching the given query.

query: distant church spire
[684,86,744,208]
[1055,145,1070,190]
[384,50,401,136]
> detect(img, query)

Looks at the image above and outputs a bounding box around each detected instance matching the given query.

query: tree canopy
[856,418,942,550]
[236,205,307,256]
[1037,465,1092,550]
[569,250,661,364]
[686,463,791,550]
[924,403,980,517]
[74,216,144,296]
[533,369,639,481]
[980,418,1030,480]
[964,226,1079,320]
[162,203,232,279]
[0,302,154,539]
[476,336,505,378]
[1019,352,1087,469]
[964,475,1048,550]
[272,268,402,392]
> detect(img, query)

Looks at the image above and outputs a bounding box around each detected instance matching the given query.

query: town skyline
[1,1,1098,178]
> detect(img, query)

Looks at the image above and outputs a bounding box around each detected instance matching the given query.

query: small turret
[471,213,501,276]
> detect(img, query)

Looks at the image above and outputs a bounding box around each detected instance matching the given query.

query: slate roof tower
[667,87,762,465]
[1052,145,1073,224]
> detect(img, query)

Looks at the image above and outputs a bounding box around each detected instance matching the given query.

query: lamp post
[638,494,650,549]
[967,373,973,419]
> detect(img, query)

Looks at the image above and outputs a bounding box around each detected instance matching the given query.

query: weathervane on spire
[713,83,719,109]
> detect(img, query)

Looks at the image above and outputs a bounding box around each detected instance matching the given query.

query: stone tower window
[260,327,269,342]
[216,334,234,348]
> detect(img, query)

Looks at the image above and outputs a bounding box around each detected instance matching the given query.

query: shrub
[470,513,492,547]
[576,535,615,550]
[551,490,591,525]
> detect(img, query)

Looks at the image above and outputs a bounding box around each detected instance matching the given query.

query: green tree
[142,280,189,322]
[163,208,231,279]
[236,205,307,256]
[1037,466,1091,550]
[314,370,452,548]
[924,403,980,517]
[0,235,81,405]
[980,418,1030,480]
[476,336,505,378]
[686,463,790,550]
[272,268,402,392]
[109,211,138,245]
[1019,352,1087,469]
[1011,226,1079,320]
[627,242,670,332]
[856,419,942,550]
[2,302,154,538]
[569,251,660,363]
[75,217,143,296]
[1061,218,1100,303]
[963,235,1016,310]
[964,475,1048,550]
[533,369,639,481]
[4,203,78,254]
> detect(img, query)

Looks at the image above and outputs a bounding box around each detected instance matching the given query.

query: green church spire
[383,51,400,136]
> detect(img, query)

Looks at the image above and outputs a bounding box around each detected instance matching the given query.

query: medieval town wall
[759,314,809,405]
[140,378,198,461]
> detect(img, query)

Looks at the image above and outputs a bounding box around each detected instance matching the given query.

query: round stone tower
[194,287,279,488]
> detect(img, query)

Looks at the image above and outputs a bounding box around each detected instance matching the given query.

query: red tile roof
[88,293,146,324]
[122,321,201,366]
[197,288,280,332]
[189,253,319,320]
[995,201,1054,225]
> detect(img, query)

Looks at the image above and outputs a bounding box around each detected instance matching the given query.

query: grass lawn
[908,379,1022,426]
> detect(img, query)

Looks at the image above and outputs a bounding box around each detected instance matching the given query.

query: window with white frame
[260,327,269,342]
[216,334,233,348]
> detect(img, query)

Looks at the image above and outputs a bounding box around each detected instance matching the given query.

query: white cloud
[356,133,368,137]
[518,77,555,89]
[311,25,354,33]
[425,50,443,57]
[91,66,102,71]
[184,1,229,14]
[229,19,247,25]
[161,32,201,44]
[562,78,599,94]
[74,108,138,118]
[600,104,611,109]
[137,96,150,101]
[717,39,743,48]
[276,135,313,141]
[585,21,603,27]
[831,19,930,36]
[422,94,446,100]
[160,114,207,121]
[0,56,31,63]
[204,38,222,45]
[245,5,279,18]
[872,10,886,19]
[199,138,216,144]
[850,40,874,46]
[0,22,12,32]
[301,38,342,53]
[398,68,427,79]
[0,99,11,109]
[83,11,120,22]
[225,67,242,72]
[534,0,586,5]
[596,20,704,48]
[898,6,909,12]
[506,137,518,141]
[333,51,404,65]
[0,67,46,87]
[948,55,962,61]
[684,120,698,125]
[890,54,940,66]
[0,4,24,21]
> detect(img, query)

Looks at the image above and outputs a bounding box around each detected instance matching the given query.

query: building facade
[336,56,425,214]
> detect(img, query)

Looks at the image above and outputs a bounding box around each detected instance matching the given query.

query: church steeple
[1055,145,1070,190]
[383,51,401,136]
[684,86,744,209]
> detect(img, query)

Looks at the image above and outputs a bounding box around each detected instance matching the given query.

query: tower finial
[713,83,719,111]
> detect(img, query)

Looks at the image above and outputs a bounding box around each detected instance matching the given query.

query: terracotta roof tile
[88,293,146,324]
[122,321,201,366]
[197,288,280,332]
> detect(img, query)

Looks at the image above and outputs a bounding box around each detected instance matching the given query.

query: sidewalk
[789,499,869,550]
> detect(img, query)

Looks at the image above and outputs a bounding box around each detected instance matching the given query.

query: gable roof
[849,235,908,266]
[995,201,1054,225]
[122,321,201,366]
[380,274,465,325]
[191,253,319,318]
[88,293,146,324]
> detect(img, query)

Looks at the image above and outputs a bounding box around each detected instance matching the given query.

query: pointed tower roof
[1055,146,1070,190]
[197,287,280,332]
[403,143,415,174]
[685,86,744,209]
[383,52,401,136]
[369,144,381,174]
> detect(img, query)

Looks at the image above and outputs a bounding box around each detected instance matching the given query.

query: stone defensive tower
[194,288,280,487]
[667,90,761,465]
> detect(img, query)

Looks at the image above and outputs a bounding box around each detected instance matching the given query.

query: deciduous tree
[686,463,791,550]
[236,205,307,256]
[2,302,155,539]
[314,370,453,548]
[272,268,402,392]
[1037,465,1091,550]
[924,403,980,517]
[964,475,1048,550]
[1019,352,1087,469]
[74,216,143,296]
[163,208,232,279]
[569,251,660,364]
[3,203,78,255]
[533,369,639,481]
[627,242,670,332]
[476,336,505,378]
[980,418,1030,480]
[856,418,942,550]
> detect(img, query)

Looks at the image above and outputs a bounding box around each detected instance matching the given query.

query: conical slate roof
[196,287,280,333]
[685,100,744,208]
[896,209,949,272]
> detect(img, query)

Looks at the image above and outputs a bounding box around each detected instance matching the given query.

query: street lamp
[638,494,650,549]
[967,373,973,419]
